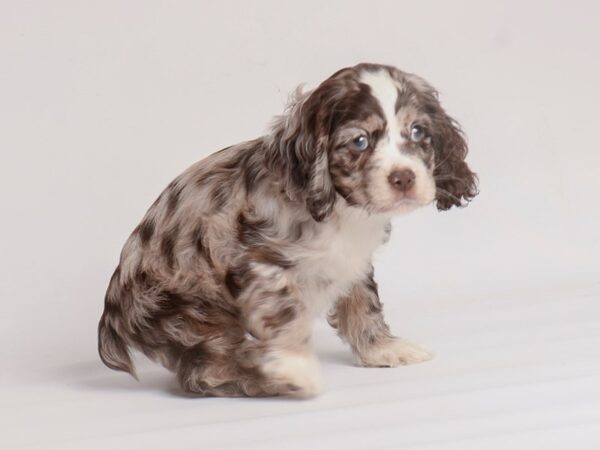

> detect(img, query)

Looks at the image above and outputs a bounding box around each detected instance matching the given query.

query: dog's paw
[261,351,323,398]
[358,338,433,367]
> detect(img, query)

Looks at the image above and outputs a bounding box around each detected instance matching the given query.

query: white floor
[4,282,599,450]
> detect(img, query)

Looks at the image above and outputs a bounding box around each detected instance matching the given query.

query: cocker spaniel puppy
[98,63,477,397]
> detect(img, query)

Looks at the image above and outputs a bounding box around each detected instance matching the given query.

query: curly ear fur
[432,112,478,210]
[267,74,356,222]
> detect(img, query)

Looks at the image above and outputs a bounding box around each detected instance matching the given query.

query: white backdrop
[1,1,599,449]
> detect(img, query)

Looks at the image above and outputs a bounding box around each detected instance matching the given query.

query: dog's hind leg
[175,342,275,397]
[226,259,322,398]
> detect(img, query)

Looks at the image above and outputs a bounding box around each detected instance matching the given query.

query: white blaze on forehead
[359,69,401,143]
[358,69,436,209]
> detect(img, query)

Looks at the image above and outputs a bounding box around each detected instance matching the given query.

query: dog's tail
[98,310,138,380]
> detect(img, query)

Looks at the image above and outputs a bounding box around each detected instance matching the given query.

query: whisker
[433,152,454,171]
[436,188,461,203]
[434,174,470,185]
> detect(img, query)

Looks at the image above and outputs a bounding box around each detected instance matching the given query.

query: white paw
[261,352,323,397]
[358,339,433,367]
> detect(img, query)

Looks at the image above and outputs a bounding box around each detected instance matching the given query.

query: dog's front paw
[358,338,433,367]
[261,351,323,398]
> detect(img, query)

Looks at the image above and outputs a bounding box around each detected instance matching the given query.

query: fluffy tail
[98,311,138,380]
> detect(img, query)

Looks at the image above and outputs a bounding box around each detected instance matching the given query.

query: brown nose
[388,169,415,192]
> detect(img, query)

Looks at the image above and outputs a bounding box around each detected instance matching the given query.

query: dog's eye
[351,135,369,151]
[410,125,426,143]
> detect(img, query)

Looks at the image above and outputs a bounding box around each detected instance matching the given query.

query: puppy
[98,63,477,397]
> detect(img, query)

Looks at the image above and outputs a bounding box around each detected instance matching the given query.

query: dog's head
[268,63,478,221]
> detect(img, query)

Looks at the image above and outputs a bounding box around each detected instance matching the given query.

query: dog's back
[98,141,265,383]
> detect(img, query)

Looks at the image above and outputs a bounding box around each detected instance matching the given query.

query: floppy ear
[304,136,336,221]
[432,111,478,210]
[398,72,478,210]
[267,76,350,222]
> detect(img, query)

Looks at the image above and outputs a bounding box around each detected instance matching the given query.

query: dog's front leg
[230,259,322,397]
[328,269,433,367]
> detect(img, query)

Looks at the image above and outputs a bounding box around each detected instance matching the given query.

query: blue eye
[410,125,426,143]
[351,135,369,151]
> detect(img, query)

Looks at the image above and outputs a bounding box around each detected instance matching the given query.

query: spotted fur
[98,63,477,397]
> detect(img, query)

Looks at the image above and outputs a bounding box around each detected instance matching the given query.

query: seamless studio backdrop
[1,1,599,449]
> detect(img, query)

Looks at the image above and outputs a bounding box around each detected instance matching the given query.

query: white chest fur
[295,205,390,315]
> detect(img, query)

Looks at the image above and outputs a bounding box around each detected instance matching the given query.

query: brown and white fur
[98,63,477,397]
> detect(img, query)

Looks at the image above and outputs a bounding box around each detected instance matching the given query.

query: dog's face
[328,68,440,214]
[270,63,477,220]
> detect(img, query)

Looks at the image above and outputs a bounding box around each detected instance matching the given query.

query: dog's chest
[296,208,390,314]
